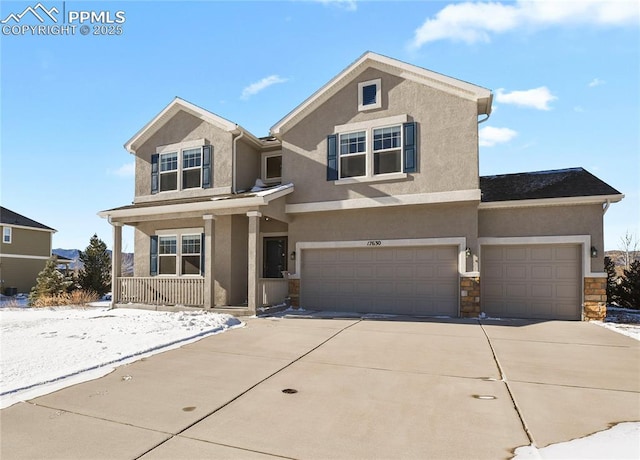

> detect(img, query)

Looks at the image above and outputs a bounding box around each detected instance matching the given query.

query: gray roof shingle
[0,207,56,231]
[480,168,621,202]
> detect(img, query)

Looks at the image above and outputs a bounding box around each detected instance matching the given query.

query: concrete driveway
[2,315,639,459]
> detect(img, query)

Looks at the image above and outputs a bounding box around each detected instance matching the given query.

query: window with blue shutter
[403,122,417,173]
[202,145,212,189]
[151,154,159,194]
[150,235,158,276]
[326,134,338,181]
[200,233,205,275]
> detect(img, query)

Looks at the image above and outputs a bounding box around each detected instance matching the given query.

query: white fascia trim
[99,185,294,220]
[0,254,51,260]
[125,97,240,153]
[0,223,56,234]
[478,235,601,278]
[286,189,481,214]
[478,194,624,210]
[271,51,491,135]
[156,228,203,236]
[295,237,468,277]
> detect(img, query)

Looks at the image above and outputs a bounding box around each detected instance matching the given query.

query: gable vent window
[358,78,381,111]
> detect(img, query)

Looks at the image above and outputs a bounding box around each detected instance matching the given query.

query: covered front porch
[102,184,293,315]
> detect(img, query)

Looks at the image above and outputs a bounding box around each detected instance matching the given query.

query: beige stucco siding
[478,204,604,272]
[289,203,478,274]
[0,227,51,257]
[281,68,480,205]
[134,111,233,201]
[235,139,261,192]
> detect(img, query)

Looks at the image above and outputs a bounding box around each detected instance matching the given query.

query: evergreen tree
[617,260,640,310]
[604,256,619,305]
[78,234,111,297]
[29,258,74,304]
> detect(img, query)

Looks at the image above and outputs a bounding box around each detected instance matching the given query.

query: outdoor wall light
[290,251,296,261]
[590,246,598,258]
[465,247,472,258]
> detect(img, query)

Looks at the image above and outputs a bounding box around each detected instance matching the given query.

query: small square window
[358,78,381,111]
[262,153,283,183]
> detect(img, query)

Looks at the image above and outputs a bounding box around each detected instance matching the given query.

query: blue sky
[1,0,638,252]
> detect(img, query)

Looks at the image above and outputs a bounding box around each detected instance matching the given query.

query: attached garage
[300,245,459,316]
[481,244,582,320]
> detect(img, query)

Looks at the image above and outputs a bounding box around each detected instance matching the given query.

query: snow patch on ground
[0,307,243,408]
[593,306,640,341]
[512,422,640,459]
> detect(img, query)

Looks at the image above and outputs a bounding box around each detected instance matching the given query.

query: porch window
[181,235,201,275]
[152,231,204,276]
[158,236,177,275]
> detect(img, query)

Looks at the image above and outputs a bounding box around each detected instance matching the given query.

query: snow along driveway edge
[0,308,245,409]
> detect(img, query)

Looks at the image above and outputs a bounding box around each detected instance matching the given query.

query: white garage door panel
[301,246,458,316]
[481,244,581,320]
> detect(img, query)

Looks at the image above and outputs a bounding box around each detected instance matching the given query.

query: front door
[263,237,288,278]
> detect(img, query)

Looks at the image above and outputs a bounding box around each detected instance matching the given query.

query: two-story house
[0,207,57,295]
[99,52,623,321]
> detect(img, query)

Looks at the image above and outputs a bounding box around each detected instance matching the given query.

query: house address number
[366,240,382,246]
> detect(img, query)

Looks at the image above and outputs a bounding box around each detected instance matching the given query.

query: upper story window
[358,78,381,111]
[327,114,417,182]
[262,152,282,184]
[151,140,212,195]
[2,227,11,244]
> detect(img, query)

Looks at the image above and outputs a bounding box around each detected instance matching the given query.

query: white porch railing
[117,277,204,307]
[259,278,288,306]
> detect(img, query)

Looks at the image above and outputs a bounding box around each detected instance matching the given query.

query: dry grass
[31,290,100,307]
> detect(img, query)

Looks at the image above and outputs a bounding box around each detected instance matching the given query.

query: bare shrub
[31,290,99,308]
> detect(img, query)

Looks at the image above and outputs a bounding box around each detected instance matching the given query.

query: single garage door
[301,246,458,316]
[481,245,581,320]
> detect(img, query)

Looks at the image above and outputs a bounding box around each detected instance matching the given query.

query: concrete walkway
[1,315,639,459]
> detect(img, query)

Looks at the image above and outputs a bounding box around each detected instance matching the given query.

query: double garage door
[301,246,459,316]
[481,244,581,320]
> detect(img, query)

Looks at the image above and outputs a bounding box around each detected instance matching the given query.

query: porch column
[247,211,261,315]
[203,215,216,309]
[111,222,123,308]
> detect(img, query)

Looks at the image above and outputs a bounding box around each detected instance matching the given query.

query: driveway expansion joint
[478,320,537,447]
[134,318,363,459]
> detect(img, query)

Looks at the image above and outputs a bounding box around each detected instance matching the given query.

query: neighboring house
[0,207,56,294]
[99,52,623,321]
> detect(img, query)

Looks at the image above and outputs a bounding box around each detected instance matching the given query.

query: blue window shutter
[150,235,158,276]
[200,233,205,275]
[362,84,377,106]
[327,134,338,181]
[403,122,417,173]
[151,154,159,194]
[202,145,212,189]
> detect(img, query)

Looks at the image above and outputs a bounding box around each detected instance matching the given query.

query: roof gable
[271,51,493,136]
[480,168,622,202]
[124,97,262,153]
[0,207,56,232]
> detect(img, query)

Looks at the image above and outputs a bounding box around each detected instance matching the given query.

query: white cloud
[241,75,288,100]
[111,162,135,177]
[588,77,605,87]
[479,126,518,147]
[410,0,639,48]
[495,86,558,110]
[315,0,357,11]
[574,105,585,113]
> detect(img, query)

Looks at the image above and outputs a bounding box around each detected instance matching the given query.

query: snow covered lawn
[0,306,242,408]
[593,306,640,341]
